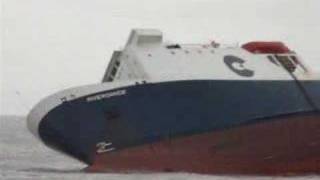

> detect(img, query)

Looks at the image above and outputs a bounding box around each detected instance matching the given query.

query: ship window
[166,44,181,49]
[115,60,120,67]
[111,67,117,76]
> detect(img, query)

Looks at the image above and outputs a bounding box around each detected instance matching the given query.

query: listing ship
[27,29,320,175]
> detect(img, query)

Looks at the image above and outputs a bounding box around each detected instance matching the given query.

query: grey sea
[0,116,319,180]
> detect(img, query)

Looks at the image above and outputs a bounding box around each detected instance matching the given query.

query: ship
[27,29,320,175]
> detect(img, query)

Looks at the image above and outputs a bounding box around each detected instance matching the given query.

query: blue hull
[38,80,320,164]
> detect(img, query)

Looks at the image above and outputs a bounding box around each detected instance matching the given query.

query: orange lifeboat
[242,41,291,54]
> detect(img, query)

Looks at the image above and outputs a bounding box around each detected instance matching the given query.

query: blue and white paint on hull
[26,29,320,174]
[28,79,320,164]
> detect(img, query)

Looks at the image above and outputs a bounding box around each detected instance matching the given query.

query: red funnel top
[242,42,291,54]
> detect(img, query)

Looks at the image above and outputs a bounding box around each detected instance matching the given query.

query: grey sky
[1,0,320,115]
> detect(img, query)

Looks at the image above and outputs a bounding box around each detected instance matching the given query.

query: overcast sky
[1,0,320,116]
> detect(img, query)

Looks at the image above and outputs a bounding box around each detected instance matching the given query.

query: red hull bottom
[87,113,320,175]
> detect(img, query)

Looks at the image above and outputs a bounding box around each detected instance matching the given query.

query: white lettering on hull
[96,142,115,153]
[86,90,126,102]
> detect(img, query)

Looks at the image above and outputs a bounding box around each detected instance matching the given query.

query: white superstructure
[102,29,314,83]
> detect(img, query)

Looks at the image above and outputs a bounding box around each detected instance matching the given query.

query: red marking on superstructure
[87,113,320,175]
[242,42,291,54]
